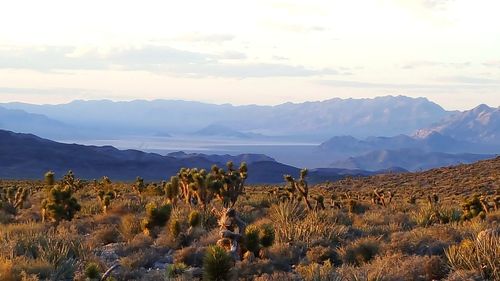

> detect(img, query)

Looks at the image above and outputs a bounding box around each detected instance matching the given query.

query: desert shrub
[296,260,341,281]
[271,201,346,246]
[0,224,85,280]
[203,245,233,281]
[174,246,206,267]
[306,245,339,265]
[337,237,380,266]
[386,225,462,256]
[337,253,443,281]
[166,262,188,278]
[119,248,160,270]
[412,204,461,227]
[84,262,101,279]
[89,225,120,247]
[259,223,275,248]
[445,231,500,280]
[188,210,201,228]
[267,243,303,271]
[244,225,261,255]
[253,272,300,281]
[119,213,142,242]
[234,259,275,279]
[141,202,172,235]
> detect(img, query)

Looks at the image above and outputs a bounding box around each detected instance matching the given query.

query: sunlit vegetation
[0,157,498,280]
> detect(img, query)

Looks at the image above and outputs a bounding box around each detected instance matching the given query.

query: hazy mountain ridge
[319,131,499,155]
[0,95,450,140]
[414,104,500,145]
[0,129,381,183]
[329,148,496,171]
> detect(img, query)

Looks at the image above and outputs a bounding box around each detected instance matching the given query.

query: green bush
[203,245,232,281]
[259,224,275,248]
[245,225,261,255]
[41,185,81,222]
[84,262,100,279]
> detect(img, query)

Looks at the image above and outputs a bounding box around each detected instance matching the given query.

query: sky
[0,0,499,110]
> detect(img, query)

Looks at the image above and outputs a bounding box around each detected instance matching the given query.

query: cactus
[41,185,81,223]
[258,224,275,248]
[134,176,145,194]
[169,219,181,238]
[164,176,180,204]
[0,186,29,215]
[188,210,201,228]
[141,202,172,236]
[461,194,492,220]
[165,162,248,209]
[45,170,55,186]
[244,225,261,255]
[98,190,117,213]
[283,169,312,210]
[313,194,325,210]
[62,170,81,190]
[203,245,232,281]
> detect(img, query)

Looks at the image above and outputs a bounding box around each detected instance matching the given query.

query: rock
[95,242,125,265]
[152,261,170,270]
[185,267,203,278]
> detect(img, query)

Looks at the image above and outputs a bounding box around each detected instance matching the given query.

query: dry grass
[0,157,498,280]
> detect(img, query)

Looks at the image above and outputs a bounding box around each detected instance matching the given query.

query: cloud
[483,61,500,68]
[401,61,471,69]
[317,77,500,91]
[420,0,455,10]
[173,33,235,43]
[0,87,90,95]
[0,45,337,78]
[0,46,107,71]
[264,22,328,33]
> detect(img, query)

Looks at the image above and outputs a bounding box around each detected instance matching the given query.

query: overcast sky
[0,0,499,110]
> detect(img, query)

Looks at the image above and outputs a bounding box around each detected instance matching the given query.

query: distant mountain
[329,148,495,171]
[0,106,77,139]
[0,129,377,183]
[319,132,499,155]
[192,124,256,139]
[414,104,499,145]
[0,95,450,140]
[166,151,275,164]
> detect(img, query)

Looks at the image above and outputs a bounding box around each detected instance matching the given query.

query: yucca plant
[203,245,232,281]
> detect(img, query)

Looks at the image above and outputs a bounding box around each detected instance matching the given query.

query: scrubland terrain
[0,157,499,281]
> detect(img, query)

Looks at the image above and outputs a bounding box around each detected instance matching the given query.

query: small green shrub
[203,245,232,281]
[84,262,100,279]
[188,210,201,228]
[244,225,261,255]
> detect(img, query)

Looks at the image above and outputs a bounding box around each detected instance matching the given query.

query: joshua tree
[165,162,248,209]
[41,185,81,223]
[98,190,117,214]
[45,170,55,186]
[284,169,312,210]
[0,186,29,215]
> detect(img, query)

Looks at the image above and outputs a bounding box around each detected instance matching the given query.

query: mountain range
[0,129,392,183]
[0,96,498,172]
[0,95,450,140]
